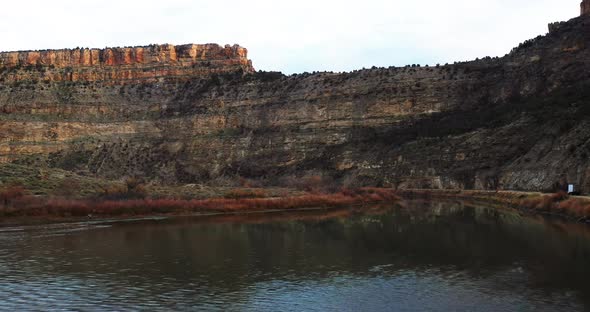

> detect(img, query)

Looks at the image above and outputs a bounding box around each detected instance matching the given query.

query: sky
[0,0,580,74]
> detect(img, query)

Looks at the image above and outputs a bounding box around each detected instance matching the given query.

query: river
[1,200,589,311]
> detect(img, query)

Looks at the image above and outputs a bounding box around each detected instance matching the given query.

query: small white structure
[568,184,575,194]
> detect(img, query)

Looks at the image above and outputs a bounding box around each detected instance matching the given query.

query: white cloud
[0,0,579,74]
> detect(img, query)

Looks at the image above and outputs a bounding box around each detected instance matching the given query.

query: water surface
[1,201,590,311]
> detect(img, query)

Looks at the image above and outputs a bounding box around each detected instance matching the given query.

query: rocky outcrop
[2,15,590,194]
[582,0,590,16]
[0,44,254,83]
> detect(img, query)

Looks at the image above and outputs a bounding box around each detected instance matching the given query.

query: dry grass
[400,189,590,222]
[521,192,569,211]
[518,191,590,220]
[0,187,400,220]
[557,199,590,218]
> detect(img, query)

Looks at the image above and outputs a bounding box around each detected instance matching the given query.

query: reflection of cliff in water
[2,200,590,306]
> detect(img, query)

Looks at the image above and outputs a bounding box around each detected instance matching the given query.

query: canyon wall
[1,16,590,193]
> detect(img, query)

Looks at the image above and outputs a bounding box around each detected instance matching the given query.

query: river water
[1,200,590,311]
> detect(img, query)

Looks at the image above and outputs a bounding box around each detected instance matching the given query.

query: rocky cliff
[1,16,590,194]
[582,0,590,16]
[0,44,254,83]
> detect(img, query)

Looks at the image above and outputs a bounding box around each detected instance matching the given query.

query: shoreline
[0,205,380,230]
[3,188,590,227]
[397,189,590,224]
[0,188,400,227]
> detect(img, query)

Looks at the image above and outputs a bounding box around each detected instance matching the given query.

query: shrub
[56,178,80,197]
[100,178,147,200]
[0,186,26,206]
[281,175,339,193]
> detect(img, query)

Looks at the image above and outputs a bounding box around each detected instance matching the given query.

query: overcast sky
[0,0,579,74]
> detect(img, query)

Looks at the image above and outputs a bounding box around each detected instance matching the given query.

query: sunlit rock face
[1,15,590,193]
[0,44,254,83]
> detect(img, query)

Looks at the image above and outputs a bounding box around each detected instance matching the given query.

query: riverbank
[397,189,590,223]
[4,185,590,227]
[0,188,400,226]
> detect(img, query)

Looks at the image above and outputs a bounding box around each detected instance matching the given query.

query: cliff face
[1,16,590,193]
[0,44,254,83]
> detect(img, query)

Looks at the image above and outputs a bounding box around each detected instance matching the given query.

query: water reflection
[0,200,589,311]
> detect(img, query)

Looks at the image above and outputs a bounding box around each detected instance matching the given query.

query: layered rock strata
[0,44,254,83]
[1,16,590,193]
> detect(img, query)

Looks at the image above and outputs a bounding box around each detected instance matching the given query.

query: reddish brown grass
[0,186,26,207]
[556,198,590,220]
[0,188,400,220]
[521,192,568,211]
[520,192,590,220]
[398,189,590,223]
